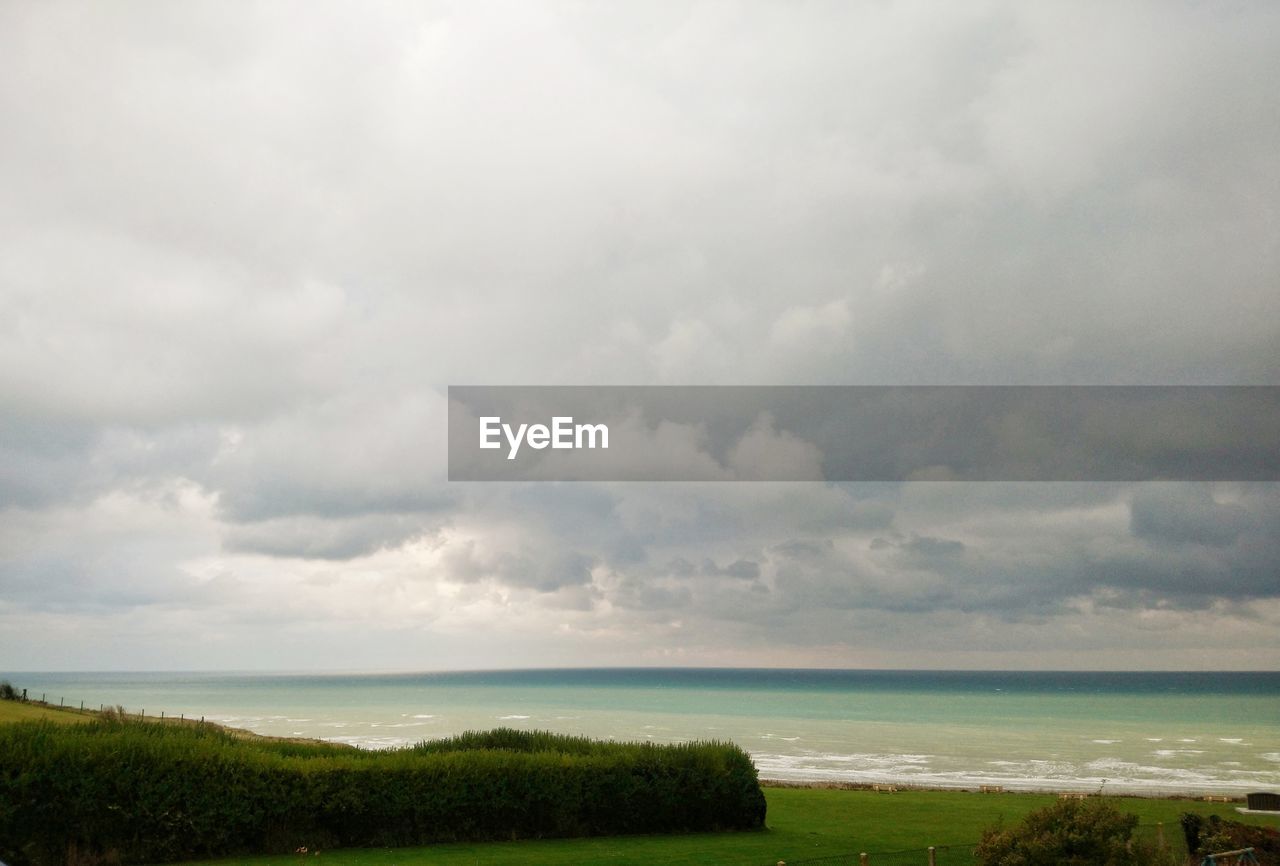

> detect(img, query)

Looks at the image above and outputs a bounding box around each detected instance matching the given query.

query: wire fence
[6,690,207,724]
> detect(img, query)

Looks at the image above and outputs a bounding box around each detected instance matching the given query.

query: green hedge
[0,721,766,866]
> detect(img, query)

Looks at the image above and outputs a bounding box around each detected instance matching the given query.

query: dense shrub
[0,721,765,866]
[975,798,1170,866]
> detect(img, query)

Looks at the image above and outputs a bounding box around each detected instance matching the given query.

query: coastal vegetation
[974,798,1171,865]
[0,719,765,866]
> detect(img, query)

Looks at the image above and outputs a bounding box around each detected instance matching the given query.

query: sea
[6,668,1278,796]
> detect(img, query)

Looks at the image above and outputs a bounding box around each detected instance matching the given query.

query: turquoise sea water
[6,669,1278,795]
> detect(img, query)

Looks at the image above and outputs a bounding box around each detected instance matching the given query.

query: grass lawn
[180,787,1280,866]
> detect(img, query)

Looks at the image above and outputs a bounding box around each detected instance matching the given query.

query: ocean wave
[752,750,1280,794]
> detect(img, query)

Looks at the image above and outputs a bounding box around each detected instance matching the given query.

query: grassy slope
[0,699,349,747]
[0,700,91,724]
[183,787,1280,866]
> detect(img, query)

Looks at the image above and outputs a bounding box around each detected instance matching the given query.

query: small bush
[0,721,766,866]
[0,680,19,701]
[975,798,1170,866]
[96,705,129,722]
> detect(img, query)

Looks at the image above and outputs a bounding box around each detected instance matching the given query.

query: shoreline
[758,778,1247,802]
[752,766,1268,799]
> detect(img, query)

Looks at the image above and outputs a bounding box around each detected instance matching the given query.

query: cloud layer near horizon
[2,1,1278,670]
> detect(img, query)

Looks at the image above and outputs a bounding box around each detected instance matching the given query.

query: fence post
[1156,822,1165,849]
[928,846,936,866]
[860,854,868,865]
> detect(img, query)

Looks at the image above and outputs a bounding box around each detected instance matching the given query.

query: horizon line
[5,665,1278,676]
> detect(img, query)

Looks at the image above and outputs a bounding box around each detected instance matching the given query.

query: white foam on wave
[412,714,435,719]
[328,735,413,749]
[751,751,1280,795]
[1092,739,1120,744]
[498,714,530,720]
[1154,749,1205,757]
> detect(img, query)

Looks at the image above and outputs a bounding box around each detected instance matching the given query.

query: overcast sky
[2,1,1278,671]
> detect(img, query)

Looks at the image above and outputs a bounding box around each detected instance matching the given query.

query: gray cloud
[222,514,434,561]
[1,1,1277,669]
[1130,484,1252,548]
